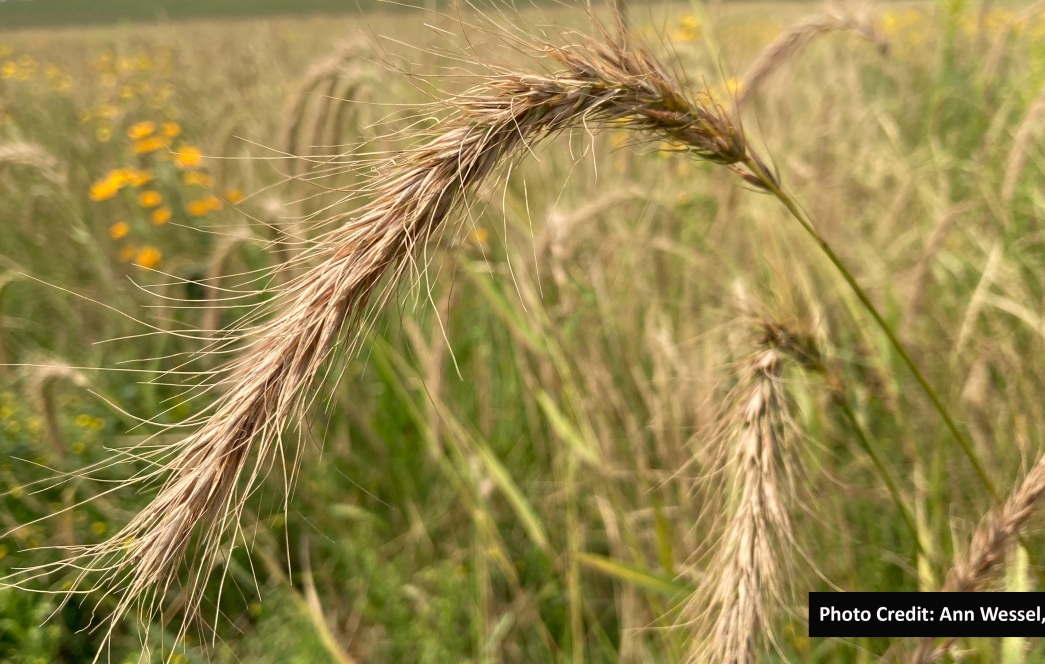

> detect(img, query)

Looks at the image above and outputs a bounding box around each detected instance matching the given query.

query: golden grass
[686,340,796,664]
[19,27,778,642]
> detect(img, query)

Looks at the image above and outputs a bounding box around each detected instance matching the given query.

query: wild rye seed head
[6,31,778,642]
[910,455,1045,664]
[687,340,797,664]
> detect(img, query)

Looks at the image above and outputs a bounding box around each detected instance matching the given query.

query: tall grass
[3,3,1045,663]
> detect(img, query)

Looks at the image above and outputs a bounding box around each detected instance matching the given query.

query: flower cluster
[0,52,73,93]
[671,15,702,43]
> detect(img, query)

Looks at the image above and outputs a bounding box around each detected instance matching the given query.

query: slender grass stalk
[746,161,995,494]
[759,321,923,555]
[736,7,887,106]
[1001,84,1045,215]
[0,140,65,185]
[744,157,1045,587]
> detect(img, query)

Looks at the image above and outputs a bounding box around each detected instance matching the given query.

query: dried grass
[982,0,1045,83]
[736,6,887,106]
[685,338,796,664]
[24,357,92,461]
[200,225,262,335]
[908,453,1045,664]
[0,140,65,185]
[279,38,373,180]
[1000,84,1045,213]
[8,29,775,643]
[0,271,24,375]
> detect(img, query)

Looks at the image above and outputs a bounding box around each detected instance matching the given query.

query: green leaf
[575,552,690,599]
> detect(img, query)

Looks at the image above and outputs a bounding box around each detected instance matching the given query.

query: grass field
[0,0,382,29]
[2,1,1045,662]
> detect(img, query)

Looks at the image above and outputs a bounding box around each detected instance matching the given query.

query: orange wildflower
[132,137,165,154]
[150,207,172,225]
[89,178,120,201]
[127,121,155,140]
[135,246,162,269]
[138,191,162,208]
[187,195,223,216]
[126,169,152,187]
[224,188,244,203]
[174,146,202,169]
[162,122,181,138]
[108,222,129,239]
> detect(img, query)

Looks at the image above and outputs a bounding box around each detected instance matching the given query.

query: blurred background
[2,0,1045,662]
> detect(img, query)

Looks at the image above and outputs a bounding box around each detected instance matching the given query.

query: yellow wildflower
[162,121,181,138]
[91,521,107,536]
[135,246,162,269]
[881,11,901,34]
[225,188,245,203]
[138,190,162,208]
[187,195,223,216]
[132,137,165,154]
[118,245,137,262]
[115,56,132,72]
[126,169,152,187]
[672,15,701,42]
[183,170,214,187]
[1,61,17,79]
[77,110,92,124]
[468,228,489,245]
[89,177,120,201]
[110,168,136,185]
[71,442,85,454]
[0,544,7,561]
[127,120,155,140]
[96,126,112,142]
[174,145,203,168]
[150,207,172,225]
[109,222,129,239]
[0,44,11,57]
[96,104,118,119]
[136,54,152,70]
[74,414,93,428]
[45,63,61,78]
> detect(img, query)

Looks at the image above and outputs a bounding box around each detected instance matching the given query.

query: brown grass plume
[6,29,777,642]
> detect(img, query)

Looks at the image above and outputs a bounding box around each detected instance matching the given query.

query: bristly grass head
[685,321,801,664]
[2,24,781,649]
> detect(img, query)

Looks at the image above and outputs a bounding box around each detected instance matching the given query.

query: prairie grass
[3,2,1045,663]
